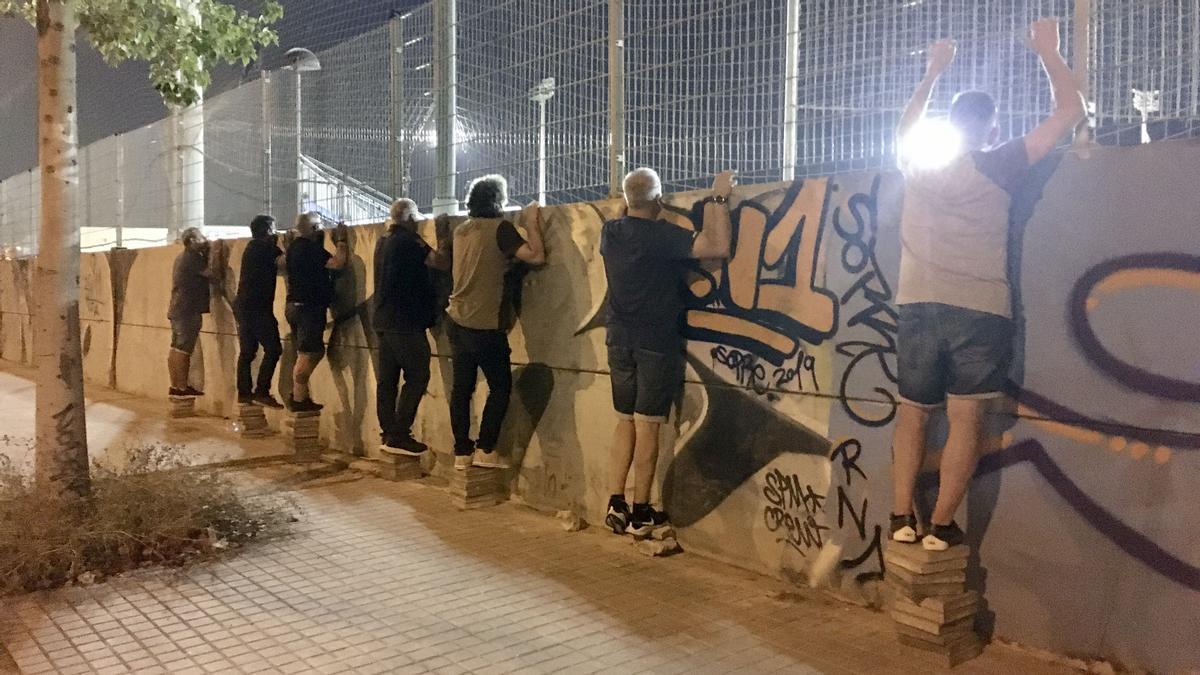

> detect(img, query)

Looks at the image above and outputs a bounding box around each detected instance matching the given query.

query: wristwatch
[709,194,729,205]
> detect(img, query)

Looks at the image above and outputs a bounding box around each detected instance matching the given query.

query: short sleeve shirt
[446,218,527,330]
[167,248,210,319]
[286,236,334,307]
[897,139,1030,318]
[233,237,282,314]
[600,216,696,352]
[373,227,436,332]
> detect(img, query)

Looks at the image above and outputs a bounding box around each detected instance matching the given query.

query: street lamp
[528,77,556,204]
[285,47,321,214]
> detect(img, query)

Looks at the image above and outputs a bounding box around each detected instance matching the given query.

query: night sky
[0,0,424,180]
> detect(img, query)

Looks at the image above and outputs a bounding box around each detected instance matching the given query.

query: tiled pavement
[0,470,1077,675]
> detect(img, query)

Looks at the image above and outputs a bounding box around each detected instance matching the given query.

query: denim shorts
[169,314,203,354]
[607,343,684,423]
[285,302,327,355]
[897,302,1013,407]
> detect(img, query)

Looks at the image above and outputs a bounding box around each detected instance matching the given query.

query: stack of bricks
[884,541,983,667]
[282,410,321,460]
[379,451,424,481]
[236,403,272,438]
[168,395,196,419]
[448,466,500,510]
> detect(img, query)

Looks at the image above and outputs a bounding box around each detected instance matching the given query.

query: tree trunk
[34,0,90,499]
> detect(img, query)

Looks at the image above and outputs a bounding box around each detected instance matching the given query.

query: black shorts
[897,302,1013,408]
[607,343,684,423]
[169,314,203,354]
[285,302,327,355]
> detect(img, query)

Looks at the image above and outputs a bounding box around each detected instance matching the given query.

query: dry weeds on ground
[0,443,293,594]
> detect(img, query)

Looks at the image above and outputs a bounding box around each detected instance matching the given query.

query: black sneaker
[169,387,190,398]
[628,505,669,537]
[890,513,919,544]
[381,436,427,457]
[252,393,285,409]
[237,393,256,405]
[605,498,631,535]
[922,521,965,551]
[287,398,323,413]
[181,386,205,397]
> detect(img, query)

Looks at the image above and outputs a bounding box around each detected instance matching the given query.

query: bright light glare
[900,119,963,170]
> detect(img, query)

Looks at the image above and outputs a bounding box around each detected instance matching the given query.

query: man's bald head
[623,168,663,211]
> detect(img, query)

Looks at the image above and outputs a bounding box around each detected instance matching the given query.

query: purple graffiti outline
[1069,252,1200,402]
[918,439,1200,591]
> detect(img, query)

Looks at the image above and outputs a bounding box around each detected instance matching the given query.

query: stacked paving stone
[448,465,500,509]
[282,410,321,459]
[236,403,272,438]
[884,541,982,667]
[168,395,196,419]
[379,451,424,481]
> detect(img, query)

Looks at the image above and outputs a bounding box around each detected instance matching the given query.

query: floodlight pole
[529,78,556,204]
[1073,0,1092,147]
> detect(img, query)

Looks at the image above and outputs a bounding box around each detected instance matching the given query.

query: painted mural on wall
[0,143,1197,671]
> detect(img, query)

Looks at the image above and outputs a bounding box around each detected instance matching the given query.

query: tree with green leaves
[0,0,282,500]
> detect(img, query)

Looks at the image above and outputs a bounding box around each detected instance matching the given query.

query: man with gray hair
[600,168,735,537]
[372,199,448,455]
[446,174,545,470]
[166,226,215,397]
[284,212,349,412]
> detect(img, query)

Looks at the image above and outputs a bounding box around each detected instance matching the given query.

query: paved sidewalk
[0,362,285,473]
[0,463,1076,675]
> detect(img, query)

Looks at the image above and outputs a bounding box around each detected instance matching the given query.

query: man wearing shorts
[284,212,349,412]
[166,227,213,397]
[233,214,285,408]
[890,19,1084,550]
[600,168,734,537]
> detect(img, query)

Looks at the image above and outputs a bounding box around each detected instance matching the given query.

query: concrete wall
[2,142,1198,672]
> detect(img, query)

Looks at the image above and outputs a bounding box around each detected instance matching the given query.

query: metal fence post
[432,0,458,215]
[607,0,625,197]
[262,70,273,215]
[0,177,7,254]
[781,0,800,182]
[1073,0,1093,147]
[389,13,406,200]
[115,134,125,248]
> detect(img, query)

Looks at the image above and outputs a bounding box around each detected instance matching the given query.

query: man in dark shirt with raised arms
[890,19,1085,550]
[373,198,447,456]
[166,226,214,397]
[285,212,349,412]
[600,168,735,537]
[233,214,285,408]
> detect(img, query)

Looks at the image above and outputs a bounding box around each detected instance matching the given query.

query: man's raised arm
[897,39,957,148]
[692,170,736,260]
[1022,18,1087,165]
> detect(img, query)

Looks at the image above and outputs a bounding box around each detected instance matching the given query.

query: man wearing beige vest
[446,175,545,470]
[890,19,1085,551]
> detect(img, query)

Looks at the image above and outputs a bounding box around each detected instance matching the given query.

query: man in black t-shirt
[599,168,734,537]
[233,215,285,408]
[166,227,213,397]
[372,199,448,456]
[284,212,349,412]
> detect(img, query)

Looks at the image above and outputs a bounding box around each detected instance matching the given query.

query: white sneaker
[472,448,510,469]
[453,454,473,471]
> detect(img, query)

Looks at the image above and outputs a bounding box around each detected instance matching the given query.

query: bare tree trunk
[34,0,89,499]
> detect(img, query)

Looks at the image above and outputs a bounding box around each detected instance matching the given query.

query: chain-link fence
[3,0,1200,257]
